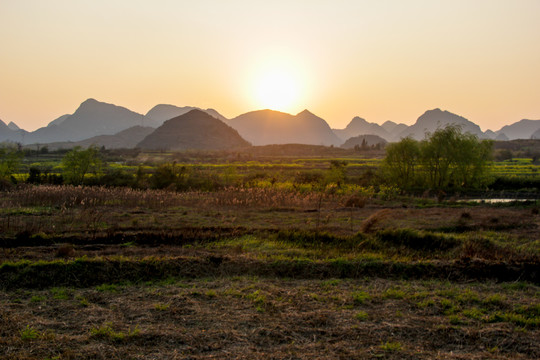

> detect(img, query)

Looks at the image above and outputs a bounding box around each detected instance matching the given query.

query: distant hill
[495,119,540,140]
[0,119,24,143]
[42,126,155,151]
[0,119,11,134]
[532,128,540,140]
[381,120,408,137]
[229,109,341,146]
[21,99,144,144]
[333,117,392,142]
[340,134,387,149]
[397,108,484,140]
[47,114,71,127]
[483,130,497,139]
[144,104,227,128]
[137,109,250,151]
[7,122,20,131]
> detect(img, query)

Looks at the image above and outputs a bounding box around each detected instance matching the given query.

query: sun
[254,68,299,112]
[244,53,311,113]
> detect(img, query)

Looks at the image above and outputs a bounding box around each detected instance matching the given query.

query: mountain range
[333,117,400,142]
[1,99,539,150]
[41,126,155,151]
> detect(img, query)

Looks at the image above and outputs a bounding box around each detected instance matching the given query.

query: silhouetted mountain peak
[416,108,468,125]
[0,119,9,131]
[333,116,390,143]
[349,116,368,124]
[144,104,227,127]
[0,118,22,142]
[398,108,483,140]
[382,120,397,127]
[7,122,20,131]
[138,109,249,151]
[229,109,341,146]
[74,98,137,116]
[343,117,371,132]
[248,109,288,116]
[296,109,314,117]
[495,119,540,140]
[82,98,98,105]
[496,133,509,141]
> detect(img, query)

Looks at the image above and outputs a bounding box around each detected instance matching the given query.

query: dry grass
[0,185,334,210]
[360,209,393,233]
[1,185,539,359]
[1,277,538,359]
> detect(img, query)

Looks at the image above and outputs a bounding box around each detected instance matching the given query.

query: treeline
[0,145,359,192]
[1,129,540,195]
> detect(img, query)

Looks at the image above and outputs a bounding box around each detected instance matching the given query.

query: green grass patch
[20,325,40,340]
[89,322,140,342]
[95,283,119,292]
[352,290,370,305]
[355,311,369,321]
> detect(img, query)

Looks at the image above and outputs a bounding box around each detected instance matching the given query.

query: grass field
[1,183,539,359]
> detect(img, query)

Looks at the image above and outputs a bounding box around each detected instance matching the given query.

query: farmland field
[1,149,539,359]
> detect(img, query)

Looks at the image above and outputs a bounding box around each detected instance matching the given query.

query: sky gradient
[1,0,539,132]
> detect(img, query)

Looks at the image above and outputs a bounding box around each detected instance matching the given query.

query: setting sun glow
[246,53,308,114]
[254,69,299,112]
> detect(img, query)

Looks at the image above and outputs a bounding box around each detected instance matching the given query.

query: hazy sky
[1,0,539,131]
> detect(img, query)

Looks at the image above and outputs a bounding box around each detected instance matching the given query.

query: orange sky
[1,0,539,132]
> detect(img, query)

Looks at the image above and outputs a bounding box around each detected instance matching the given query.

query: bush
[276,230,365,249]
[376,229,460,252]
[97,169,136,187]
[344,195,366,208]
[294,170,324,185]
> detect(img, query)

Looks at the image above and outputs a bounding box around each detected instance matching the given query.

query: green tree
[421,126,493,190]
[0,145,22,180]
[325,160,347,187]
[61,146,103,185]
[450,133,493,189]
[421,126,460,189]
[150,162,190,190]
[381,137,420,190]
[383,125,493,192]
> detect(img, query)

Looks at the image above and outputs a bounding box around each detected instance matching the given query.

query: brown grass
[55,243,76,258]
[360,209,393,233]
[1,277,538,359]
[1,185,539,359]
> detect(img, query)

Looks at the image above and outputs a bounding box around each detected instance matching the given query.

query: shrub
[276,230,365,249]
[56,244,76,258]
[360,209,392,233]
[376,229,460,252]
[344,195,366,208]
